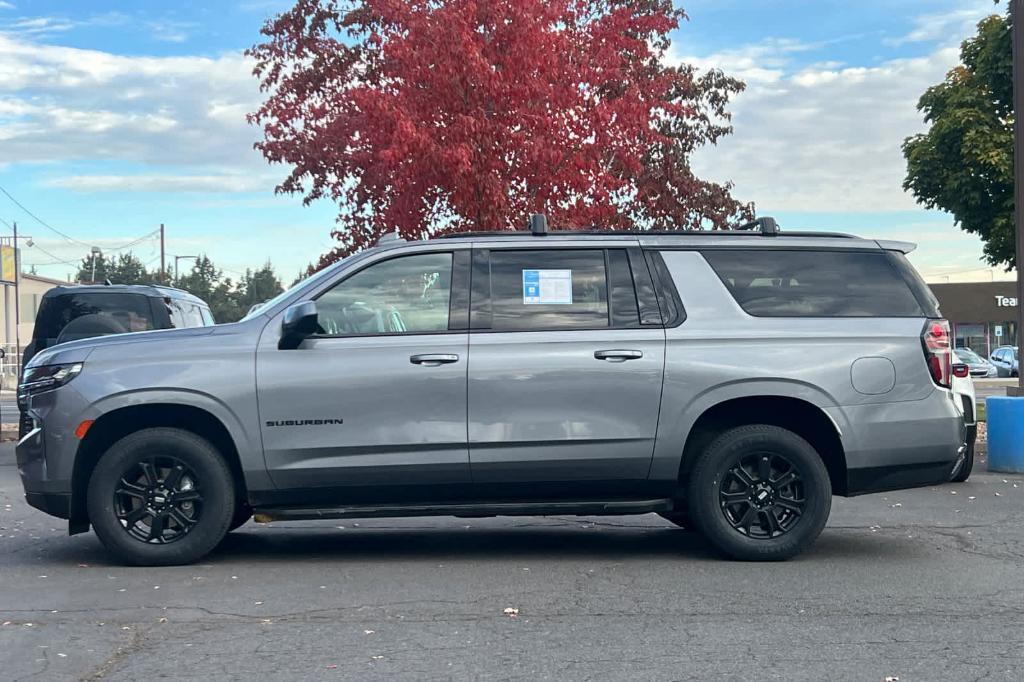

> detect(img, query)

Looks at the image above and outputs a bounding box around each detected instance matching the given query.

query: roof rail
[437,229,857,240]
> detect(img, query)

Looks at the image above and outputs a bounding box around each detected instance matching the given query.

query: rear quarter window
[701,249,926,318]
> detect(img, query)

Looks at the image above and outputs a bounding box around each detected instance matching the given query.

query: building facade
[0,273,66,381]
[929,281,1020,356]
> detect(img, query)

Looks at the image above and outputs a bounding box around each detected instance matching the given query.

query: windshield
[239,256,351,321]
[955,349,981,363]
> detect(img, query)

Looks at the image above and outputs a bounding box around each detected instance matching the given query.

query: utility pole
[12,221,18,375]
[1014,0,1024,396]
[160,223,166,284]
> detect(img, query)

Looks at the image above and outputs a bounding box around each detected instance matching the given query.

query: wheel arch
[677,395,849,496]
[70,403,249,534]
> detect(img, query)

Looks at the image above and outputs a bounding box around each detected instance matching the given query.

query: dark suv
[19,284,214,437]
[23,284,214,368]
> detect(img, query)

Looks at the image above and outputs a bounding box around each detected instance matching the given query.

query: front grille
[960,395,975,424]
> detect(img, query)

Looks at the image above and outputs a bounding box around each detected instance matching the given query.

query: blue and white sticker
[522,269,573,305]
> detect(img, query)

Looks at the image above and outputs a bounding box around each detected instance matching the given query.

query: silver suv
[16,218,966,565]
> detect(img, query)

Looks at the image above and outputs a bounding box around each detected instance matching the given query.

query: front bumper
[16,384,88,521]
[24,492,71,519]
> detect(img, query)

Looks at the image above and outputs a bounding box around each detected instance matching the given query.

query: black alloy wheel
[687,424,831,561]
[718,452,806,539]
[114,457,203,544]
[88,427,235,566]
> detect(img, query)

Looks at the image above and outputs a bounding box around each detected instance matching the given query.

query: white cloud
[0,34,262,170]
[2,16,75,35]
[887,1,1001,46]
[45,173,273,193]
[0,2,16,10]
[679,39,967,214]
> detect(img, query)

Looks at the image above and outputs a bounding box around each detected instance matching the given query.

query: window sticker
[522,269,573,305]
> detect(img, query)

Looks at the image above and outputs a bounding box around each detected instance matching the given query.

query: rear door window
[701,250,926,317]
[485,250,609,331]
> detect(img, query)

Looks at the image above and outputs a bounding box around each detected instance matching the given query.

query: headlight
[19,363,84,395]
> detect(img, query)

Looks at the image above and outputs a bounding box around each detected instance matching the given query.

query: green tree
[106,253,153,285]
[75,253,109,284]
[234,261,284,314]
[903,7,1015,268]
[175,255,242,322]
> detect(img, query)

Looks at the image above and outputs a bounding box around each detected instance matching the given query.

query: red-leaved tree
[248,0,751,268]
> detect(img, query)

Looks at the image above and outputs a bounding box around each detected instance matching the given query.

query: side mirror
[951,363,970,379]
[279,300,319,350]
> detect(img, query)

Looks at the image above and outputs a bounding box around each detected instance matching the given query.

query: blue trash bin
[987,396,1024,474]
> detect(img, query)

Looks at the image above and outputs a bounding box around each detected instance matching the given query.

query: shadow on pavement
[18,520,931,568]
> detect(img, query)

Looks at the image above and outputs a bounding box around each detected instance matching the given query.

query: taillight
[922,319,952,388]
[952,363,970,379]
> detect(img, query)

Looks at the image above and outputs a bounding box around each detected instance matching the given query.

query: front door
[467,246,666,495]
[257,250,471,499]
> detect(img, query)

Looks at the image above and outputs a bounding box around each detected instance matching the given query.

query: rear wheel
[951,426,976,483]
[87,428,235,566]
[687,425,831,561]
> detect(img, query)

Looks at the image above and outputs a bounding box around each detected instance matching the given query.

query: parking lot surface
[2,442,1024,681]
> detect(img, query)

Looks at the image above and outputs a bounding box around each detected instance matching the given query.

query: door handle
[410,353,460,366]
[594,349,643,362]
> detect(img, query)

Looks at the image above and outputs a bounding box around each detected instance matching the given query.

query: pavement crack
[82,624,154,681]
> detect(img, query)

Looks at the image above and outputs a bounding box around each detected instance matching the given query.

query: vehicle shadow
[27,519,928,567]
[193,521,924,565]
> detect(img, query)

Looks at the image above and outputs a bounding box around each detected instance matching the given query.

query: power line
[0,184,91,247]
[0,183,160,252]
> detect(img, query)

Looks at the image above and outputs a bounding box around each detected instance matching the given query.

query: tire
[87,428,235,566]
[951,428,977,483]
[657,511,692,529]
[228,505,252,532]
[687,425,831,561]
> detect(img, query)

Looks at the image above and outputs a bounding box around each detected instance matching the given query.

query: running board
[252,498,674,523]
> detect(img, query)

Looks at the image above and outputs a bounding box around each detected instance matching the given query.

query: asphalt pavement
[2,442,1024,681]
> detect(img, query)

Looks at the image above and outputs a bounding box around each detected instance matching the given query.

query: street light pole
[89,246,102,284]
[174,255,198,282]
[1014,0,1024,395]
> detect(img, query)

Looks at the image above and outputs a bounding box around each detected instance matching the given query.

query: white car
[950,361,977,482]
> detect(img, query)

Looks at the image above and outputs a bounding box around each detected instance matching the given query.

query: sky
[0,0,1014,284]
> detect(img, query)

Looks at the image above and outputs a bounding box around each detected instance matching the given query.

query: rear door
[466,244,667,495]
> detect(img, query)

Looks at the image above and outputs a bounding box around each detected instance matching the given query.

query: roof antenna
[529,213,548,236]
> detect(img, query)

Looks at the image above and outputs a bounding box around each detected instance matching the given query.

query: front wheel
[687,425,832,561]
[87,428,235,566]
